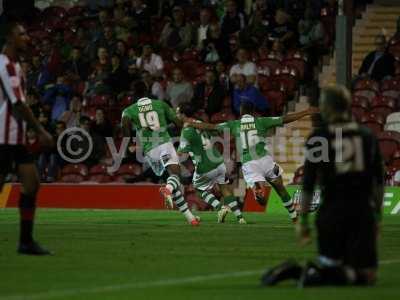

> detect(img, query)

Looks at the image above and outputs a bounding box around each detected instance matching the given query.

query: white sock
[183,210,195,222]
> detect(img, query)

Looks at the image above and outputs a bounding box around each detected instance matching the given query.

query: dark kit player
[261,86,384,287]
[0,23,54,255]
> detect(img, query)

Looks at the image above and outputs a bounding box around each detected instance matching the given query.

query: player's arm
[185,120,218,131]
[282,107,319,124]
[163,101,183,127]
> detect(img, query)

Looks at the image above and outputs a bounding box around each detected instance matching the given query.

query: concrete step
[367,6,400,14]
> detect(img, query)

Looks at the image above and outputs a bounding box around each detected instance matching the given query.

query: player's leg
[219,183,246,223]
[165,164,199,225]
[268,176,297,222]
[17,162,51,255]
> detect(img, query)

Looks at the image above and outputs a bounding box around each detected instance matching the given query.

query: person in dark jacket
[194,70,226,118]
[359,34,395,81]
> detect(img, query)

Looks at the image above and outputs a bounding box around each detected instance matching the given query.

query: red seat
[59,174,85,183]
[370,96,396,119]
[115,163,142,176]
[257,56,282,75]
[283,58,306,80]
[380,78,400,98]
[61,164,88,177]
[90,95,111,107]
[87,174,113,183]
[352,106,367,122]
[89,164,108,175]
[274,67,299,96]
[377,131,400,163]
[361,113,384,136]
[211,110,236,123]
[354,79,380,92]
[67,6,87,17]
[263,89,286,116]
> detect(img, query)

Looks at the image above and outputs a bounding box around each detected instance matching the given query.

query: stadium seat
[354,79,380,101]
[115,163,142,177]
[283,57,306,81]
[361,113,384,135]
[263,89,286,116]
[87,174,113,183]
[380,78,400,99]
[385,112,400,132]
[61,164,89,177]
[352,106,367,122]
[257,55,282,75]
[59,174,85,183]
[89,95,111,108]
[89,164,109,175]
[377,131,400,163]
[211,110,236,123]
[370,96,396,119]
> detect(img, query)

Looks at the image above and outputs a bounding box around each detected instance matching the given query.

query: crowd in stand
[7,0,340,183]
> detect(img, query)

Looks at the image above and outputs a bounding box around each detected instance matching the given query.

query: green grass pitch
[0,209,399,300]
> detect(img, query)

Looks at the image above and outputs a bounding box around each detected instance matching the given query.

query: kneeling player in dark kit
[261,86,384,287]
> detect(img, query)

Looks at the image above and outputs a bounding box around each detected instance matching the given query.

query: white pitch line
[2,259,400,300]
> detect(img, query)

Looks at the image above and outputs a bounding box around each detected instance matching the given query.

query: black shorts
[0,145,35,175]
[316,207,378,269]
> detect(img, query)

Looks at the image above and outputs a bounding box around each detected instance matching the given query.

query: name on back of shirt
[241,123,256,130]
[139,104,153,112]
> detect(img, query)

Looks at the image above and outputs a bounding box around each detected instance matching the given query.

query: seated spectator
[142,70,166,100]
[221,0,246,38]
[38,121,67,182]
[298,8,325,63]
[159,6,193,52]
[270,40,285,61]
[86,65,112,97]
[92,108,113,138]
[64,46,90,81]
[115,40,129,67]
[43,75,73,122]
[98,25,117,55]
[127,61,142,84]
[270,9,296,48]
[195,8,212,49]
[358,34,395,82]
[108,54,129,94]
[129,0,151,33]
[194,70,226,118]
[136,44,164,77]
[232,74,268,115]
[239,9,270,48]
[215,61,230,91]
[59,96,85,128]
[250,0,275,26]
[201,23,232,64]
[94,46,111,72]
[166,68,194,109]
[229,48,257,86]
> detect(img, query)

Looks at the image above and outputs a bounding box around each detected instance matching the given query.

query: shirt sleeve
[178,128,192,153]
[155,55,164,72]
[245,63,257,76]
[0,61,25,104]
[216,120,234,132]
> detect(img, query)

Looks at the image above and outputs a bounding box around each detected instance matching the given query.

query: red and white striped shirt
[0,54,27,145]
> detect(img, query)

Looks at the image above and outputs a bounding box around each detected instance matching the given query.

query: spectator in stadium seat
[92,108,113,138]
[64,46,90,81]
[166,67,194,109]
[215,61,230,91]
[194,69,225,118]
[126,61,142,85]
[201,23,232,64]
[194,8,212,49]
[221,0,246,38]
[358,34,395,82]
[270,9,296,48]
[108,54,129,94]
[115,40,129,67]
[98,25,117,55]
[38,121,66,183]
[94,46,111,72]
[59,96,85,128]
[142,70,166,100]
[159,6,193,52]
[136,44,164,77]
[229,48,257,86]
[239,8,270,48]
[232,74,268,115]
[43,75,73,122]
[129,0,151,33]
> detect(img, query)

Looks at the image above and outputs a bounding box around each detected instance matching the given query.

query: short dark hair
[240,101,255,115]
[321,86,351,113]
[79,116,91,125]
[133,81,148,99]
[179,102,197,118]
[1,22,20,38]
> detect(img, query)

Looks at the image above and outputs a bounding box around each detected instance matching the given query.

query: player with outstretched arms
[0,23,54,255]
[177,103,246,224]
[186,101,318,222]
[121,81,200,226]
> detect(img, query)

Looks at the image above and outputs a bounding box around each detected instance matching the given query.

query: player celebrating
[122,81,200,226]
[0,23,53,255]
[261,86,384,287]
[177,103,246,224]
[187,101,318,222]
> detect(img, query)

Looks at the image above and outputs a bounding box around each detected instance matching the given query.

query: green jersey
[122,97,178,154]
[178,125,224,174]
[217,114,283,163]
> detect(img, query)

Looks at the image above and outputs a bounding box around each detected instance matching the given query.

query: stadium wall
[0,184,266,212]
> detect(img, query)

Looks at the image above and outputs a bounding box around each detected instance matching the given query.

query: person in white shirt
[196,8,212,49]
[136,44,164,77]
[142,70,166,100]
[229,48,257,86]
